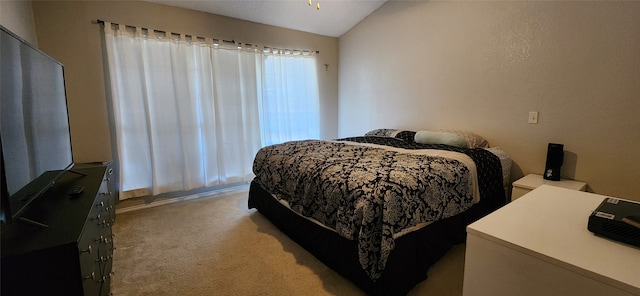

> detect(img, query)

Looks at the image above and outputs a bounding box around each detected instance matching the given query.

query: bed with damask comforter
[248,130,509,295]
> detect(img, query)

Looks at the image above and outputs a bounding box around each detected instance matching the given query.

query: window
[260,53,320,146]
[103,23,320,198]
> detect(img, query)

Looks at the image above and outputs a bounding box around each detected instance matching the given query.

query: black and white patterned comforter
[252,136,504,281]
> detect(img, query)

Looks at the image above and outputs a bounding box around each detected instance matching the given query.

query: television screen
[0,26,74,223]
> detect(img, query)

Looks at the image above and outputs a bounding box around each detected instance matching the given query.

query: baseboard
[115,183,250,214]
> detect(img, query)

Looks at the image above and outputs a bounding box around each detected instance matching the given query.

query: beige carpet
[110,188,466,295]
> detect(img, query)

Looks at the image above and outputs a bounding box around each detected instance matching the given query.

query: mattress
[252,136,507,283]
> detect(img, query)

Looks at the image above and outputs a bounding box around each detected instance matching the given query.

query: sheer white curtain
[103,23,261,199]
[260,51,320,146]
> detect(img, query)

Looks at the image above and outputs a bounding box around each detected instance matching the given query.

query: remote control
[70,185,84,196]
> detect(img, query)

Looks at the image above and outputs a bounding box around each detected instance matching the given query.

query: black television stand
[1,164,116,295]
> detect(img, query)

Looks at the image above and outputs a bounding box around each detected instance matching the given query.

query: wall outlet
[528,111,539,124]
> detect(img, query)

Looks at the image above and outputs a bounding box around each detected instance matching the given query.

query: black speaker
[544,143,564,181]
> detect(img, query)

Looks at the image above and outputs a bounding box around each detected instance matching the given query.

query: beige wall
[0,1,38,45]
[339,1,640,201]
[30,0,339,163]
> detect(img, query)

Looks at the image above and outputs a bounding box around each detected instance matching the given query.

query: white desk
[463,185,640,296]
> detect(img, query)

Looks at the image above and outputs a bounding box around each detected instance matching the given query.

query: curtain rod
[94,19,234,44]
[93,19,319,54]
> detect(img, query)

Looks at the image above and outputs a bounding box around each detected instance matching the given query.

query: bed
[248,129,511,295]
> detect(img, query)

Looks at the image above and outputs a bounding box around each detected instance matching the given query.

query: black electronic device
[588,197,640,247]
[543,143,564,181]
[0,25,74,224]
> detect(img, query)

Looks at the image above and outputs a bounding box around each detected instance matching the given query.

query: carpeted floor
[110,188,466,295]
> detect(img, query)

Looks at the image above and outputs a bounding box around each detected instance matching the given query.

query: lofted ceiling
[144,0,387,37]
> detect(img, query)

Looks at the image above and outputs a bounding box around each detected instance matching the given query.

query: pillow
[365,128,490,148]
[364,129,397,137]
[485,147,512,186]
[432,129,489,148]
[393,130,417,142]
[414,131,468,147]
[363,129,416,142]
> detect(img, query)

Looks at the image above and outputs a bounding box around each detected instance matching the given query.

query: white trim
[115,184,249,214]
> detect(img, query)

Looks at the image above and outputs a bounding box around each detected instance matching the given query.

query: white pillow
[433,129,489,148]
[414,131,468,147]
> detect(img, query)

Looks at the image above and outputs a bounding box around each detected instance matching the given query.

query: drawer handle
[81,244,93,254]
[84,272,95,281]
[96,255,113,263]
[100,220,113,228]
[95,235,111,243]
[96,201,105,208]
[98,236,112,244]
[100,272,115,282]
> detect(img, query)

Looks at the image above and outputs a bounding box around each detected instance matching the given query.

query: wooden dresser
[1,164,116,295]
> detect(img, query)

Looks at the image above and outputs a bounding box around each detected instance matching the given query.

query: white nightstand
[511,174,587,201]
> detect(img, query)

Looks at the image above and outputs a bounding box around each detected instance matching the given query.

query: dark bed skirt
[248,180,477,296]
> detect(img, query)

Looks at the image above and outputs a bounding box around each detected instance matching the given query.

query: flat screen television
[0,25,74,225]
